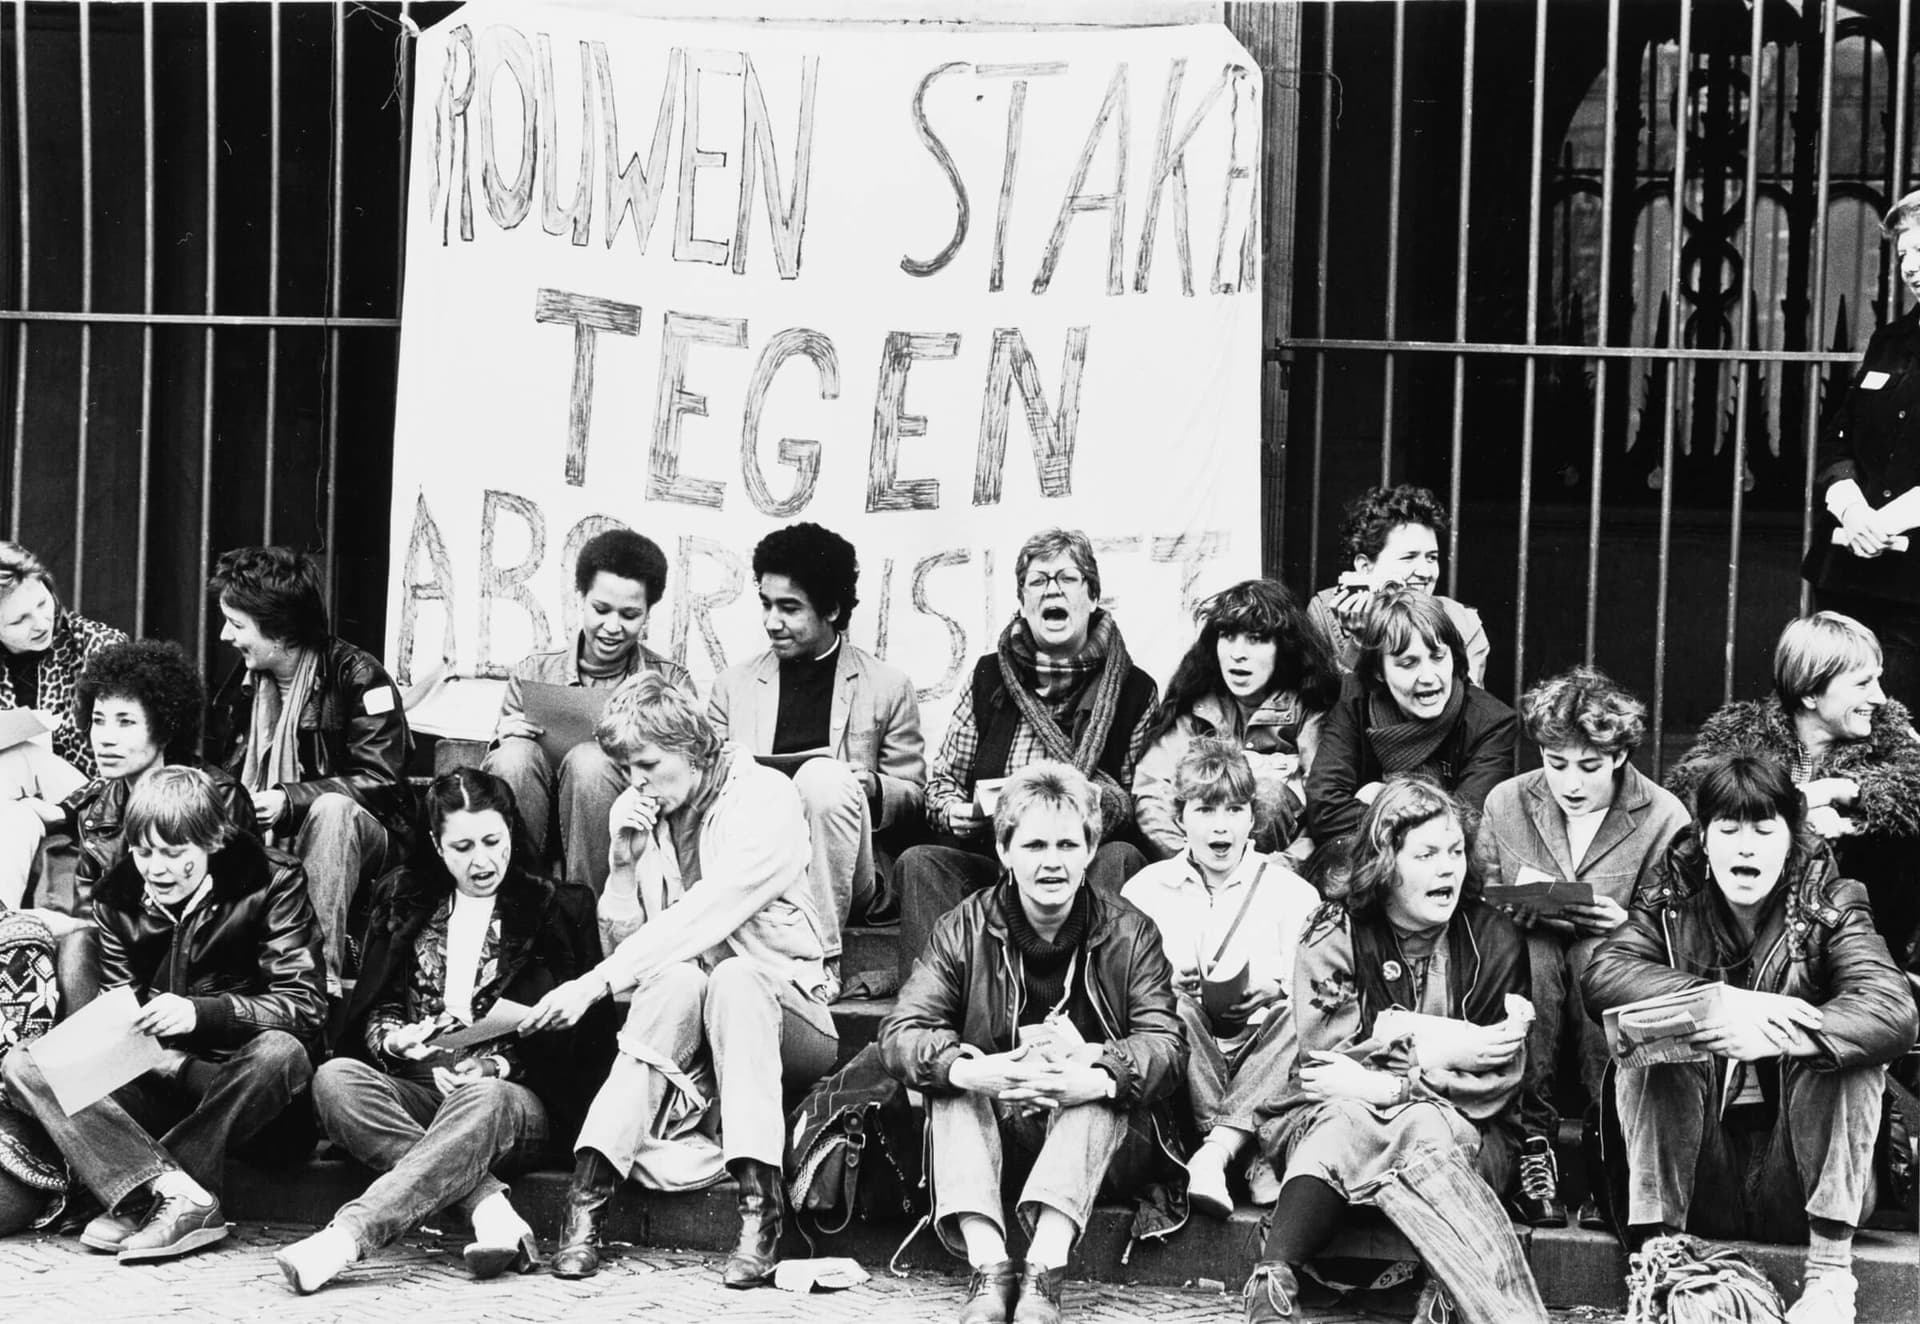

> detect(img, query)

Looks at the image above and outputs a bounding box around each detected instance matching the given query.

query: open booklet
[1601,983,1726,1068]
[1482,864,1596,921]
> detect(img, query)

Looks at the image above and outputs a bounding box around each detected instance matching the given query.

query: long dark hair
[1147,579,1342,745]
[417,767,539,881]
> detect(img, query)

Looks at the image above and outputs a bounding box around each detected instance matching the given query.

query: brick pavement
[0,1219,1628,1324]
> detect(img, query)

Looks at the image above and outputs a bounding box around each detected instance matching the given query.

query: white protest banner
[387,1,1265,736]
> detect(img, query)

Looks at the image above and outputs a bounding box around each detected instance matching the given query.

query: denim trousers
[312,1058,551,1253]
[1519,928,1608,1138]
[927,1091,1147,1258]
[0,1028,312,1211]
[482,737,625,896]
[291,792,392,992]
[576,958,839,1175]
[895,841,1145,983]
[1174,993,1297,1137]
[1614,1056,1884,1238]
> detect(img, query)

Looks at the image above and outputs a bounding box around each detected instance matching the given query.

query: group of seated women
[0,482,1916,1324]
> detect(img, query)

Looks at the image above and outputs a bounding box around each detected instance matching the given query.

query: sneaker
[1186,1153,1233,1220]
[116,1191,229,1264]
[1243,1261,1298,1323]
[1245,1156,1281,1208]
[1786,1270,1857,1324]
[1509,1135,1568,1227]
[79,1202,147,1254]
[1575,1196,1609,1231]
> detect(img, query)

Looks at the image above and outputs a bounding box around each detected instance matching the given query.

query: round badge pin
[1381,960,1404,982]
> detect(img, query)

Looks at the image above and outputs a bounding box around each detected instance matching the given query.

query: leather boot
[550,1150,621,1279]
[721,1159,782,1289]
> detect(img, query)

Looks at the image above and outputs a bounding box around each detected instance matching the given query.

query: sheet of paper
[426,997,534,1054]
[0,707,52,753]
[25,986,173,1114]
[973,776,1010,815]
[521,683,613,769]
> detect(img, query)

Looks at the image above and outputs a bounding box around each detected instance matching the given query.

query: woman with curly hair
[1240,776,1545,1324]
[1306,485,1490,686]
[1667,611,1920,961]
[0,541,127,906]
[1473,667,1688,1228]
[1132,580,1342,861]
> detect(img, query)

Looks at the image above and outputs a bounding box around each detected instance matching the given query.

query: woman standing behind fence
[1802,188,1920,703]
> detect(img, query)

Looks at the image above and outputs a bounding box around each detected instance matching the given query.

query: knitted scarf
[997,610,1132,777]
[240,648,319,846]
[1365,680,1467,774]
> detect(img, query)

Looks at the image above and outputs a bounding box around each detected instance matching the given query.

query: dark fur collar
[98,829,281,913]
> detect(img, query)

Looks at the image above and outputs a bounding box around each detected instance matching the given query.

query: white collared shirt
[1120,847,1320,999]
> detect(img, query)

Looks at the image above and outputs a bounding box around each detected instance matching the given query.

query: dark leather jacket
[344,863,608,1133]
[209,635,416,855]
[93,832,329,1059]
[52,766,253,918]
[1582,830,1918,1072]
[879,883,1186,1109]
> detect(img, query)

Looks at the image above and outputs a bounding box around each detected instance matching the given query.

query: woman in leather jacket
[1582,754,1918,1324]
[0,766,326,1265]
[881,760,1185,1324]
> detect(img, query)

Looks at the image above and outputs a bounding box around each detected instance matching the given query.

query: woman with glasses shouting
[894,529,1160,986]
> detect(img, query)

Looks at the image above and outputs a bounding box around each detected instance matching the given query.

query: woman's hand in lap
[384,1017,443,1061]
[431,1057,497,1096]
[1300,1050,1398,1104]
[131,993,197,1038]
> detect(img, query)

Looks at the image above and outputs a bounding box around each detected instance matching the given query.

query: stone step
[222,1160,1918,1321]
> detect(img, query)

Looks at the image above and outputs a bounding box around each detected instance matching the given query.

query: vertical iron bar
[134,0,153,636]
[1889,0,1912,318]
[324,0,345,605]
[1446,0,1476,598]
[1514,0,1548,706]
[73,0,91,606]
[1379,0,1405,482]
[1307,7,1333,591]
[395,0,412,312]
[1583,0,1623,662]
[263,0,281,543]
[1723,0,1766,704]
[1799,1,1838,616]
[9,0,28,538]
[197,2,217,679]
[1652,4,1695,775]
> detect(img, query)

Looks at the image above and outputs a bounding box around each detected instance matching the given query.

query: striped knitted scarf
[997,610,1131,783]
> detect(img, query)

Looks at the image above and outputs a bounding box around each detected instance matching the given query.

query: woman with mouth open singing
[1581,753,1916,1324]
[1666,611,1920,961]
[1302,587,1518,857]
[1239,775,1547,1324]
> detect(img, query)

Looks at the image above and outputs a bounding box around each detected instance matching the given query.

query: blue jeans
[292,792,393,992]
[313,1058,551,1253]
[0,1028,311,1210]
